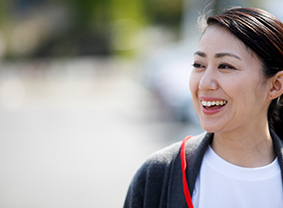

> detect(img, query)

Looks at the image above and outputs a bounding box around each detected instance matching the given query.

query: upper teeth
[201,100,227,106]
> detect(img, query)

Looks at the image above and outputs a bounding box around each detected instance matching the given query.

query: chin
[201,126,216,133]
[199,121,222,133]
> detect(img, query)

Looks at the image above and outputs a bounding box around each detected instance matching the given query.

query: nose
[198,68,218,91]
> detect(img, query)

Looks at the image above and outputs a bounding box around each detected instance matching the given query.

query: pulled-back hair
[205,7,283,138]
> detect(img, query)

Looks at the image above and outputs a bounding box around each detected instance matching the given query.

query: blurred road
[0,58,202,208]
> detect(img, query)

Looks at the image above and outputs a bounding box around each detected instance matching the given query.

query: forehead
[197,25,250,58]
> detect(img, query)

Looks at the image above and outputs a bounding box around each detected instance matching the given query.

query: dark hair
[205,7,283,138]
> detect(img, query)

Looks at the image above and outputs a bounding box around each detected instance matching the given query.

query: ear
[269,71,283,100]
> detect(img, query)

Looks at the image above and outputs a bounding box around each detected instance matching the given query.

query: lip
[199,96,227,115]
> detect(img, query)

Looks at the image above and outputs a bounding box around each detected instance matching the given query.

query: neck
[211,125,275,168]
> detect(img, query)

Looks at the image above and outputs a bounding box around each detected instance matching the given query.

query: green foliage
[0,0,184,58]
[143,0,183,26]
[0,0,9,25]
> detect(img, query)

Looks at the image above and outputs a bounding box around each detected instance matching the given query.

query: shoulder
[134,131,210,179]
[124,132,210,207]
[145,132,209,166]
[124,141,184,207]
[130,141,182,188]
[145,141,182,167]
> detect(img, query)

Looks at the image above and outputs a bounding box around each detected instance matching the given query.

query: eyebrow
[194,51,242,60]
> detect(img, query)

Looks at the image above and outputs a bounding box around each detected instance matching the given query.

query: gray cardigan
[124,129,283,208]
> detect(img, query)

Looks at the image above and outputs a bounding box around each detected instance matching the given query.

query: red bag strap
[181,136,194,208]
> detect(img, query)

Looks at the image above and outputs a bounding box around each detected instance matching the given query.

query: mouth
[201,100,227,110]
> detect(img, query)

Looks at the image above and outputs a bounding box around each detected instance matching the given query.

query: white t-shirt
[192,145,283,208]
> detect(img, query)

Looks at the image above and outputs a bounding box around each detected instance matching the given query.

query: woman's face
[189,25,271,133]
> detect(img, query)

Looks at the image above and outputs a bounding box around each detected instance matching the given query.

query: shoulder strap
[181,136,194,208]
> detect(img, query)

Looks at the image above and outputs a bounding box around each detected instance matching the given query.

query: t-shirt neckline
[205,145,280,179]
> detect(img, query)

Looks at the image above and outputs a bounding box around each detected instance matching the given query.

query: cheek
[225,77,259,106]
[189,72,199,96]
[189,72,201,112]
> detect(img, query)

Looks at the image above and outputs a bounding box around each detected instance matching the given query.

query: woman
[124,7,283,208]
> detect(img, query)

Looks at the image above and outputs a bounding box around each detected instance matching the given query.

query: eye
[218,63,235,70]
[192,63,205,69]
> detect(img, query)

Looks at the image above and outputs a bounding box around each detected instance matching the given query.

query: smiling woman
[124,7,283,208]
[190,24,269,136]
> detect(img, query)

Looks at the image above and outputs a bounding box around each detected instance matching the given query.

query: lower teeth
[205,105,225,110]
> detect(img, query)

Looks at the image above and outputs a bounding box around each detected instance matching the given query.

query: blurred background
[0,0,281,207]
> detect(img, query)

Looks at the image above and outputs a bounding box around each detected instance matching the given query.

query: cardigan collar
[270,128,283,182]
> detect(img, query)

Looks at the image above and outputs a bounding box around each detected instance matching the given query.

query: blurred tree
[108,0,148,56]
[34,0,113,57]
[50,0,149,57]
[0,1,8,24]
[55,0,109,28]
[0,0,185,58]
[3,0,265,59]
[144,0,183,28]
